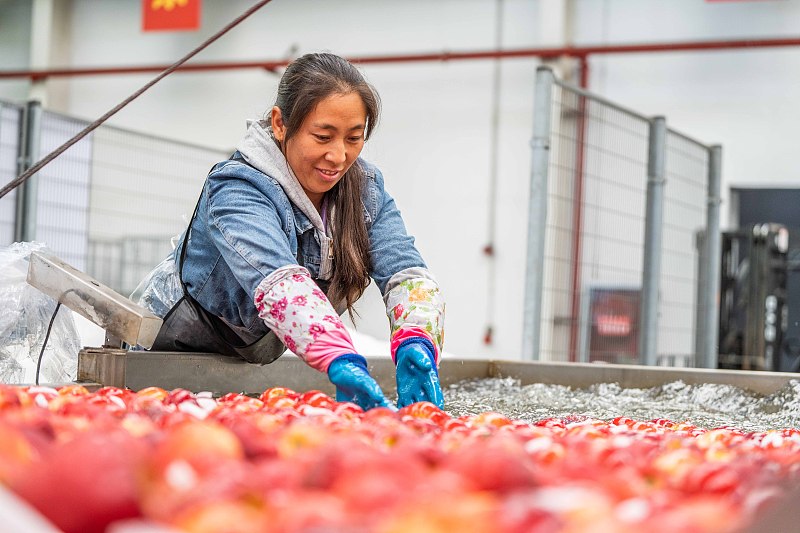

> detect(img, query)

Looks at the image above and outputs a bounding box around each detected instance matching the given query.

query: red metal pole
[2,37,800,80]
[567,56,590,363]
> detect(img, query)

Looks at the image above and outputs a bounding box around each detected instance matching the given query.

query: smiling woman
[133,53,446,412]
[272,92,367,209]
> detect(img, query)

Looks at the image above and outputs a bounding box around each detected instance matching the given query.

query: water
[445,378,800,432]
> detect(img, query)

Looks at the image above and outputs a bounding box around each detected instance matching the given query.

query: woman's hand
[395,341,444,409]
[327,354,395,411]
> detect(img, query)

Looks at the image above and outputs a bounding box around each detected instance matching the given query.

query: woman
[135,53,444,411]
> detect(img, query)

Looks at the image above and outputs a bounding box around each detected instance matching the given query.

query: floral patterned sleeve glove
[254,265,355,372]
[385,272,445,365]
[385,271,445,408]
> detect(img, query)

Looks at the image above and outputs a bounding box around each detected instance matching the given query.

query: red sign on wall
[142,0,201,32]
[588,286,641,364]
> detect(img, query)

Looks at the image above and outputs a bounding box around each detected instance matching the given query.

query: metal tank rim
[76,348,800,397]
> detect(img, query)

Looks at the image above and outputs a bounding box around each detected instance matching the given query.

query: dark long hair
[274,52,380,315]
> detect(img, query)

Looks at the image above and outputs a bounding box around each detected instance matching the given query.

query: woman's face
[272,92,367,211]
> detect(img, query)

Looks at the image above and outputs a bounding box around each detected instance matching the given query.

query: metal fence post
[14,100,42,243]
[701,145,723,369]
[639,116,667,366]
[694,228,707,365]
[522,66,555,360]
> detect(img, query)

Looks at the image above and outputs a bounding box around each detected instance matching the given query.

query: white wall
[575,0,800,217]
[3,0,800,359]
[0,0,32,102]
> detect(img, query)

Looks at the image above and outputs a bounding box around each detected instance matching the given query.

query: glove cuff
[328,353,369,376]
[396,338,438,376]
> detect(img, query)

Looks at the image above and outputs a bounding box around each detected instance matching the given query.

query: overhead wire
[0,0,273,200]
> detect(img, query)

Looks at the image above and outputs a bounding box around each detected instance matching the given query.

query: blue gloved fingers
[334,366,390,410]
[413,372,444,408]
[335,388,351,404]
[395,342,445,409]
[395,348,418,408]
[350,372,394,410]
[422,371,444,408]
[396,373,410,407]
[328,356,394,411]
[409,347,433,372]
[406,352,433,404]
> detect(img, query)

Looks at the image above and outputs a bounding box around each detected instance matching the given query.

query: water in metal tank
[445,378,800,432]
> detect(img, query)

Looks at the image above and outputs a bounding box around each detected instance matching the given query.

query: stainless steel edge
[491,360,800,395]
[77,350,800,397]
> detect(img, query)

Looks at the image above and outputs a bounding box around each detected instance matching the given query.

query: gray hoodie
[236,119,335,280]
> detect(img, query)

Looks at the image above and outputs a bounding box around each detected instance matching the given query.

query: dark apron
[149,192,286,365]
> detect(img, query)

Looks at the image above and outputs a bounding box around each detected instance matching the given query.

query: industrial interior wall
[572,0,800,221]
[0,0,31,102]
[2,0,800,360]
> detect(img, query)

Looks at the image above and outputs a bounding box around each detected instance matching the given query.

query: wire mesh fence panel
[540,83,651,363]
[659,131,710,367]
[87,236,174,297]
[36,111,92,269]
[1,99,228,296]
[0,102,21,246]
[86,125,229,296]
[532,70,718,367]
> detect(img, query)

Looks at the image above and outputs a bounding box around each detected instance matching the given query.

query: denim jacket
[178,153,429,345]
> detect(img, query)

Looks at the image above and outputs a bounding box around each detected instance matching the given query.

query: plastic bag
[129,250,183,319]
[0,242,80,384]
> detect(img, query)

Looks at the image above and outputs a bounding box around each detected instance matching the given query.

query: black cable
[0,0,273,200]
[35,302,61,386]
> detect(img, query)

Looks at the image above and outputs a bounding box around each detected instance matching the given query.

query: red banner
[142,0,201,32]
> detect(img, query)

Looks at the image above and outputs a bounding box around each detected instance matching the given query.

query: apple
[150,420,244,473]
[441,434,538,493]
[171,499,267,533]
[136,387,169,402]
[398,402,450,426]
[10,429,146,533]
[376,490,500,533]
[0,422,37,483]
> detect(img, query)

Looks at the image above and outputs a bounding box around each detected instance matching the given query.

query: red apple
[10,429,146,533]
[441,434,538,493]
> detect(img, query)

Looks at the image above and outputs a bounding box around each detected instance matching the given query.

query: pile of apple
[1,384,799,533]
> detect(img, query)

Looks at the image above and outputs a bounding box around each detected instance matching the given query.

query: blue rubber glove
[395,339,444,409]
[327,354,395,411]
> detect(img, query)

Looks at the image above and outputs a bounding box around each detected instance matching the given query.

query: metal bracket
[26,251,163,348]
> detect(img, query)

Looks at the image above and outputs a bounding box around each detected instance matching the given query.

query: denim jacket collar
[292,205,315,234]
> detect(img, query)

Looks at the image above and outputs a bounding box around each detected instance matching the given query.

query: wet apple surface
[1,383,798,533]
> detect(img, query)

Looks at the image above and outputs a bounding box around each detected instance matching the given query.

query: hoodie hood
[236,119,334,280]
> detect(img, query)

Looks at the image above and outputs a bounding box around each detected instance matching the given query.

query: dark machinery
[718,223,789,371]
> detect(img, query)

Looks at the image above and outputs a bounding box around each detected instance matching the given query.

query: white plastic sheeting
[0,241,80,384]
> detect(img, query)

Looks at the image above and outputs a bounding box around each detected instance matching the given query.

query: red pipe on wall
[2,37,800,81]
